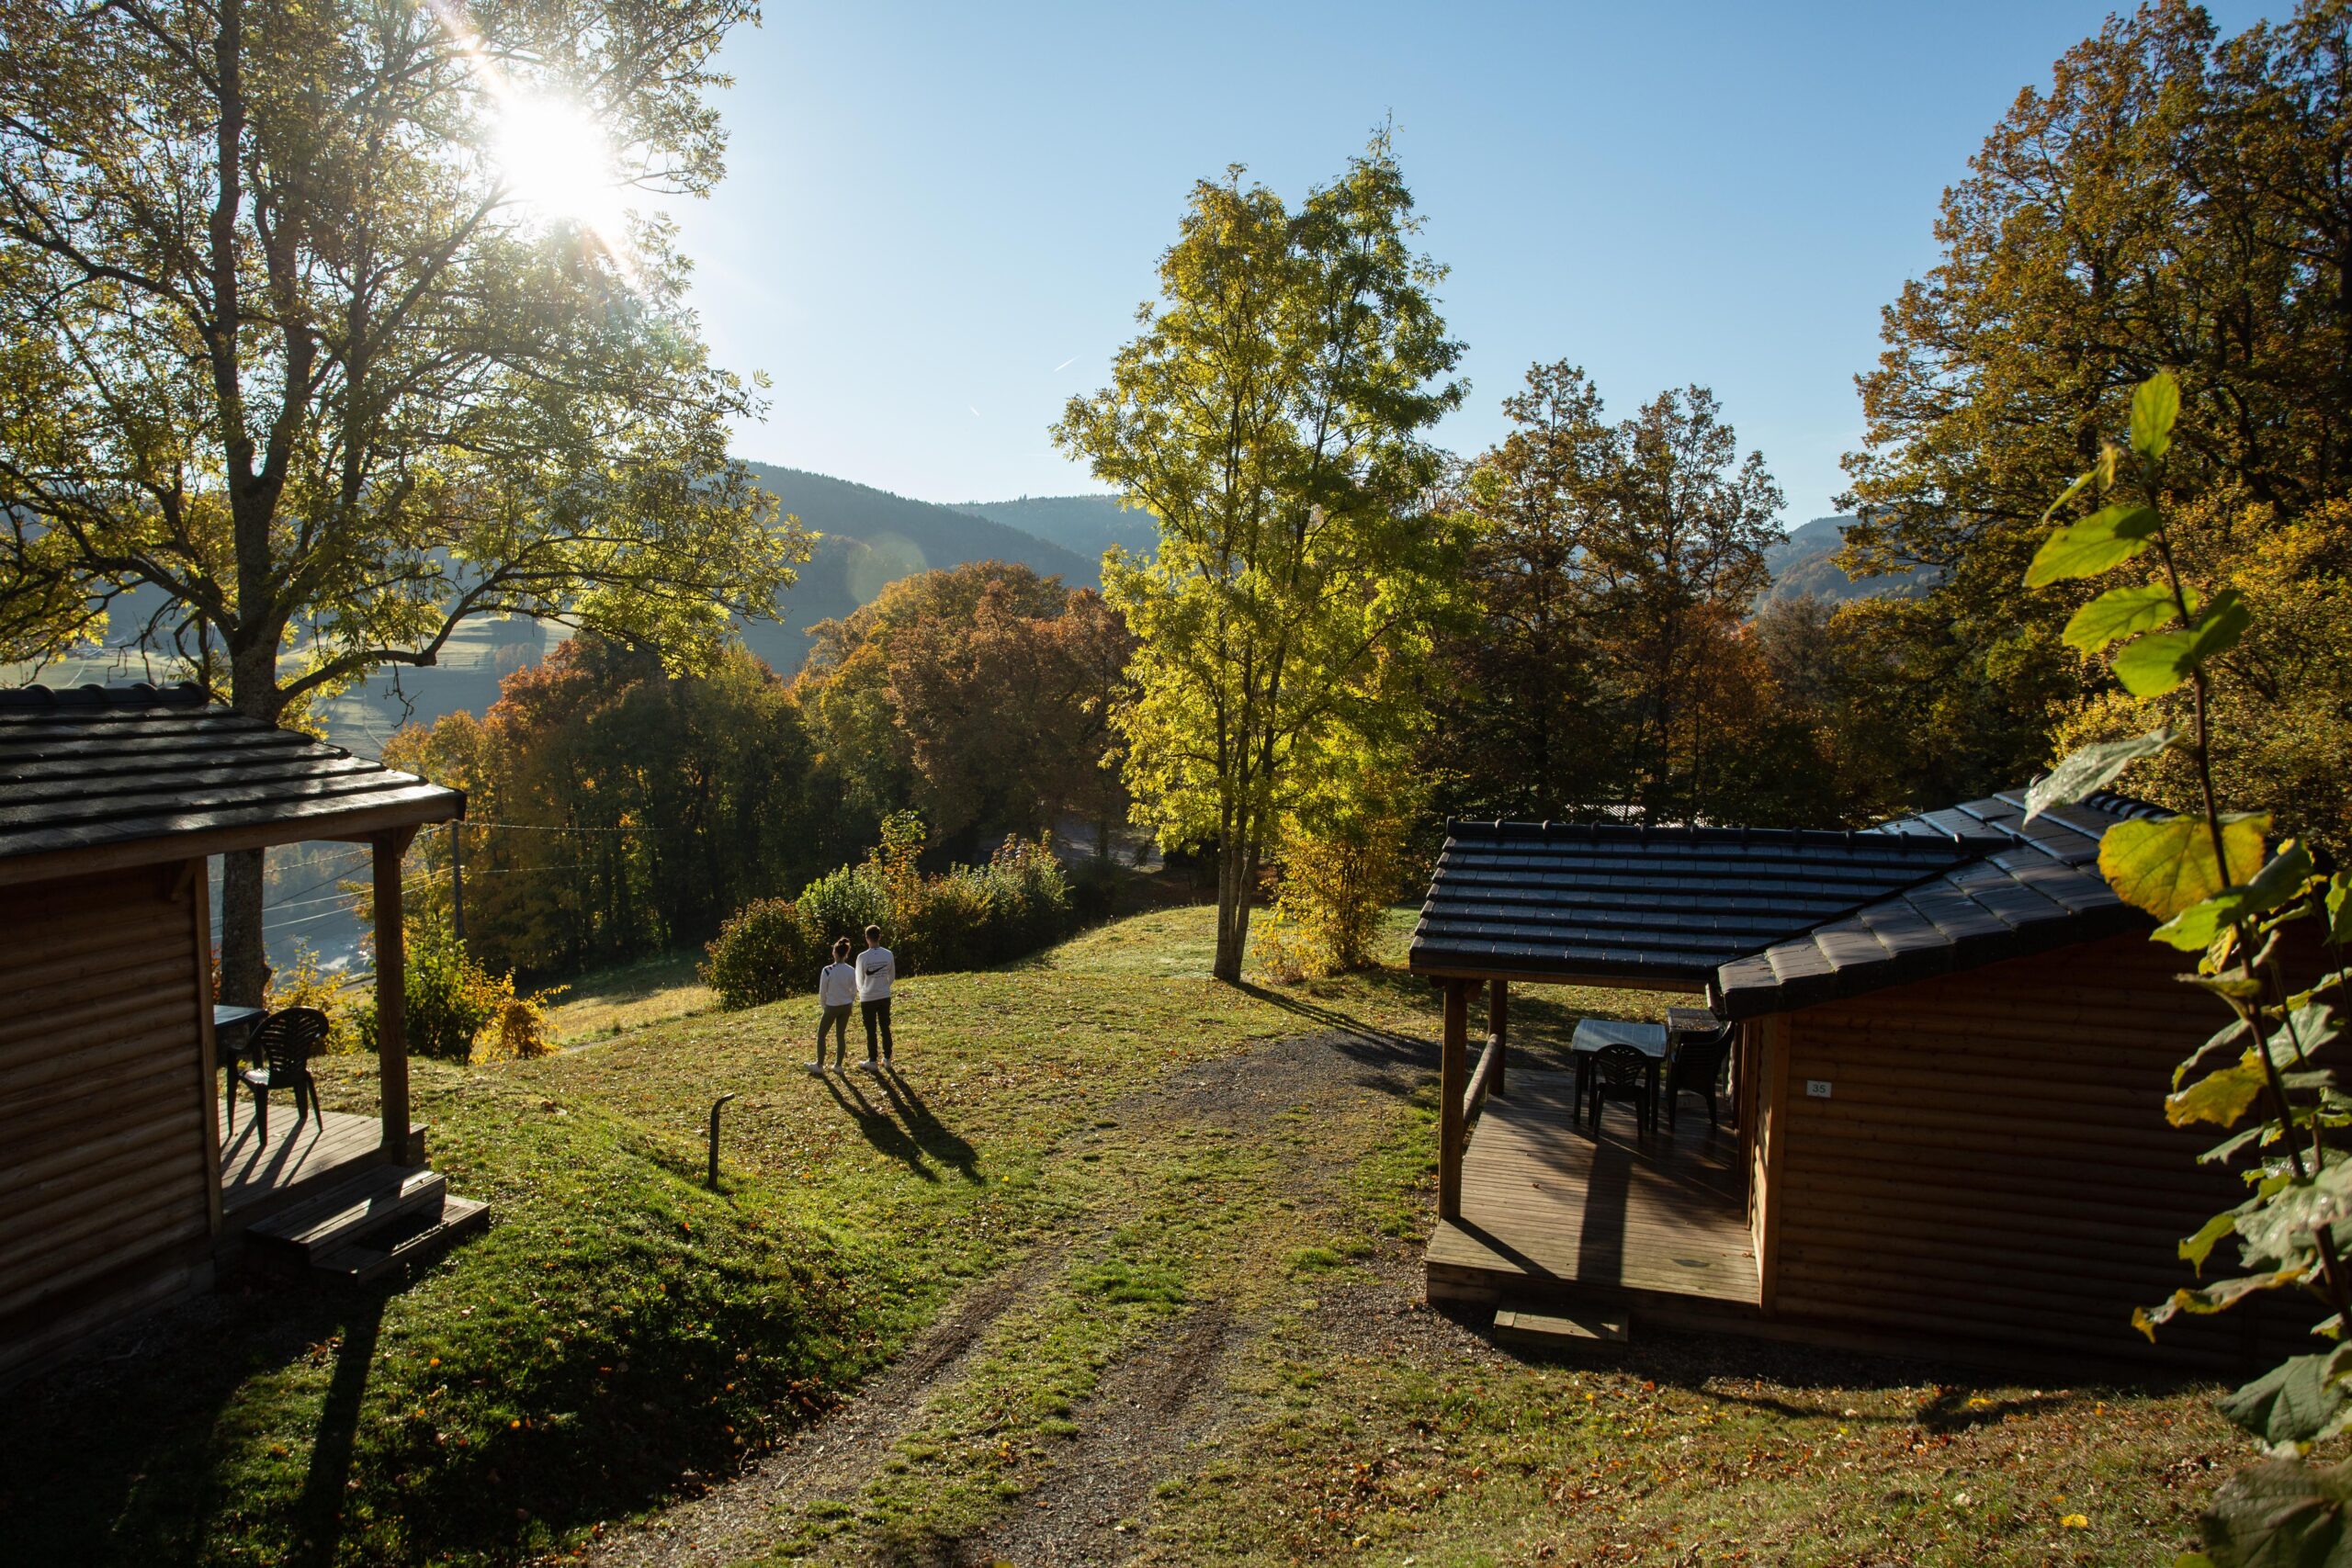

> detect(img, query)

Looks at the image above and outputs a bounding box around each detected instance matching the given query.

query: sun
[492,95,628,236]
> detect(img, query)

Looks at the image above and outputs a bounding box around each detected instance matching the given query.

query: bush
[703,818,1079,1010]
[1252,817,1410,980]
[702,897,824,1011]
[262,942,365,1054]
[356,907,558,1061]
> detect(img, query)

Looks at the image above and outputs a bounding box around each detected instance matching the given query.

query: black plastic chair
[1586,1042,1655,1138]
[238,1007,327,1145]
[1667,1021,1736,1130]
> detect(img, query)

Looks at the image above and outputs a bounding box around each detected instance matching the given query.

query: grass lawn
[0,907,2241,1566]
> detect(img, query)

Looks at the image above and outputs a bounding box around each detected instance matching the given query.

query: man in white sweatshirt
[856,923,896,1071]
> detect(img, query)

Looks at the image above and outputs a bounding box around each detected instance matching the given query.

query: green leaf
[2065,581,2197,651]
[2180,1016,2255,1090]
[2026,502,2163,587]
[2198,1457,2352,1567]
[2331,876,2352,946]
[2112,590,2253,697]
[2169,1055,2271,1128]
[2155,842,2319,951]
[2220,1353,2352,1447]
[2042,469,2095,525]
[2026,730,2175,821]
[2183,1209,2242,1270]
[2133,371,2181,460]
[2102,812,2272,919]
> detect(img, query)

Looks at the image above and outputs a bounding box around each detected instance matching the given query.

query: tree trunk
[218,641,279,1007]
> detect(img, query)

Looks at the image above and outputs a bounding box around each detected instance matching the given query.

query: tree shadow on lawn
[0,1269,402,1566]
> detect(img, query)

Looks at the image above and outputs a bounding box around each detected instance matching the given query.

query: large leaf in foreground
[2027,502,2162,586]
[2025,729,2173,821]
[2154,842,2318,951]
[2101,812,2271,920]
[2113,591,2254,697]
[2219,1351,2352,1447]
[2064,581,2194,651]
[2199,1456,2352,1567]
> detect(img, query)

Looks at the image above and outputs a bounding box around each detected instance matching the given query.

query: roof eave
[0,786,464,888]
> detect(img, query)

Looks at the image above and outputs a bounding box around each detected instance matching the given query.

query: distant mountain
[1759,514,1928,604]
[954,494,1155,571]
[740,464,1093,677]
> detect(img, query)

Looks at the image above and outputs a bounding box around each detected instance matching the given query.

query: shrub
[795,864,889,954]
[1252,817,1410,979]
[262,942,365,1054]
[702,897,824,1011]
[356,907,558,1061]
[704,819,1079,1010]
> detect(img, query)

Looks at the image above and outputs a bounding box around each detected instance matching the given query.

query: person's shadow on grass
[875,1068,982,1185]
[820,1071,941,1182]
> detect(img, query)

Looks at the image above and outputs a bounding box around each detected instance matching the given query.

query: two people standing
[809,925,897,1074]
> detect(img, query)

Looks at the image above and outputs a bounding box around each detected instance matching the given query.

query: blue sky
[672,0,2276,528]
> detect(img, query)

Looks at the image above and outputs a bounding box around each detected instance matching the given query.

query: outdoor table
[1570,1018,1668,1131]
[214,1004,265,1111]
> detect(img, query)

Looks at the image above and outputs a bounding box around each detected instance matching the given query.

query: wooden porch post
[1439,979,1468,1223]
[373,828,417,1159]
[1487,978,1508,1100]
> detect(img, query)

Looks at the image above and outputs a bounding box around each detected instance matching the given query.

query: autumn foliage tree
[1055,135,1468,983]
[0,0,803,1001]
[387,635,820,976]
[793,561,1135,859]
[1430,363,1781,826]
[1840,0,2352,850]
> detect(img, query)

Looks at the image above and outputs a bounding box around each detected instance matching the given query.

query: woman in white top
[809,936,858,1073]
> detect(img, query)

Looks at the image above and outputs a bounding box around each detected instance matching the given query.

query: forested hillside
[1758,515,1924,604]
[954,493,1156,569]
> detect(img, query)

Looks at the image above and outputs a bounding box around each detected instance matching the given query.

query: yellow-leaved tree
[1053,131,1469,984]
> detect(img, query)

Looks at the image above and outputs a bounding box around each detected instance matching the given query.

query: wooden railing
[1464,1032,1503,1124]
[1438,977,1508,1224]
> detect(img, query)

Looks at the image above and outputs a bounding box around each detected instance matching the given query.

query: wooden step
[245,1166,445,1262]
[1493,1305,1629,1352]
[311,1195,488,1284]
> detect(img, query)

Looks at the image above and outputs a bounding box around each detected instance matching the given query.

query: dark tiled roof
[1408,820,2008,986]
[1711,790,2157,1019]
[0,682,462,878]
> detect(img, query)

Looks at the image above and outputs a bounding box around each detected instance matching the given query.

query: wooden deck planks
[218,1104,386,1221]
[1425,1067,1759,1306]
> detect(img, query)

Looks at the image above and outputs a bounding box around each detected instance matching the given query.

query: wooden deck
[218,1103,393,1224]
[1426,1066,1759,1313]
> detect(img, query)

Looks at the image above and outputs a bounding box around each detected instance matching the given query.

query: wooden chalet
[0,682,481,1381]
[1410,790,2272,1369]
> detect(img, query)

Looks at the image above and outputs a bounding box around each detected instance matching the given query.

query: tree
[1585,386,1781,821]
[1430,362,1613,818]
[0,0,806,1002]
[1427,364,1780,827]
[794,561,1134,858]
[1054,134,1467,983]
[1839,0,2352,843]
[386,635,822,976]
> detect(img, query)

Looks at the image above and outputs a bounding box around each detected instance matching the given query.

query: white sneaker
[804,1063,826,1075]
[859,1061,881,1074]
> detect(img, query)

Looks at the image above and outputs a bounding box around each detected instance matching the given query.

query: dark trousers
[862,998,893,1060]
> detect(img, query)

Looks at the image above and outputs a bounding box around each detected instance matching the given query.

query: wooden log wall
[1767,930,2278,1366]
[0,863,215,1375]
